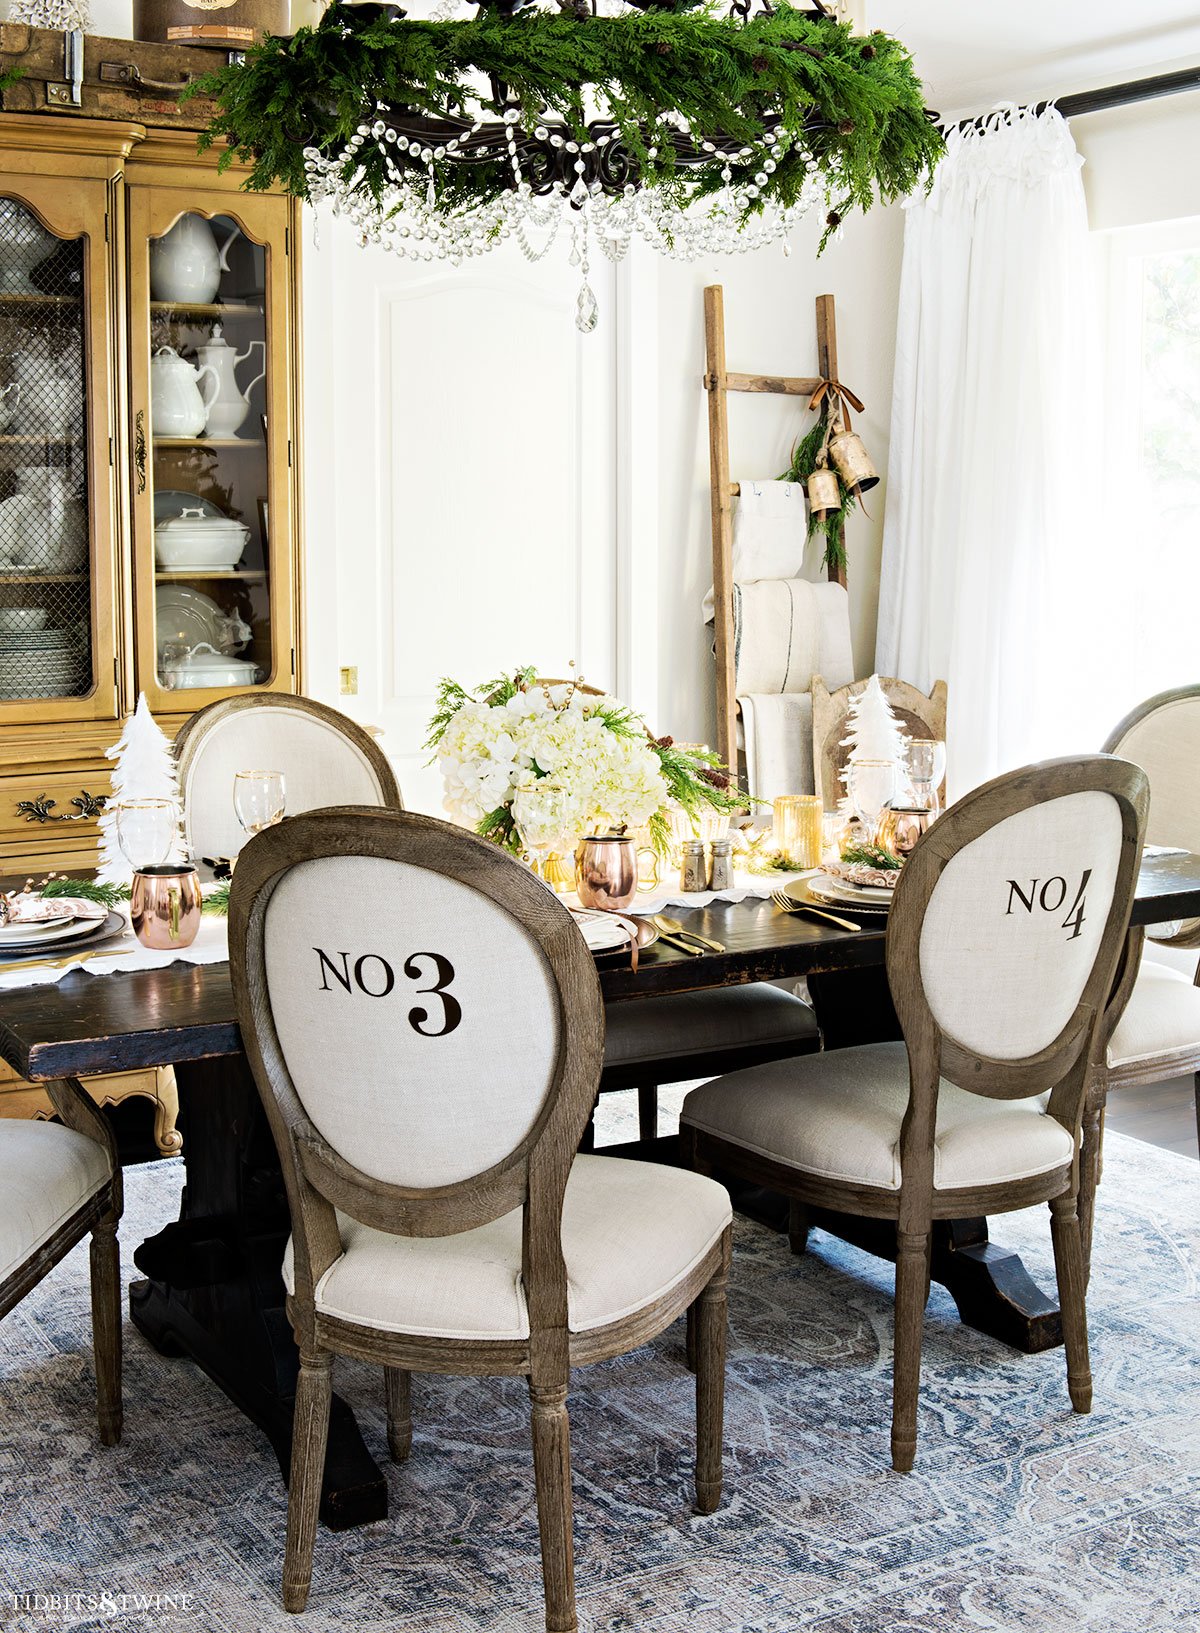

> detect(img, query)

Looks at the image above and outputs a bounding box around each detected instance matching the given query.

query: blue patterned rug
[1,1099,1197,1633]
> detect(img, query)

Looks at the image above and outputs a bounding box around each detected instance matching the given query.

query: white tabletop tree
[838,674,910,813]
[96,694,185,884]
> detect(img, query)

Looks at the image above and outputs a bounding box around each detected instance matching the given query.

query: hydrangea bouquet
[426,667,742,857]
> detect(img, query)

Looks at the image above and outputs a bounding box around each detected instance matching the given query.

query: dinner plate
[0,914,76,945]
[810,873,896,904]
[801,877,890,916]
[0,910,127,961]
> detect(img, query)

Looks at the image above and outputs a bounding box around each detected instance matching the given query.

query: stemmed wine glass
[115,799,178,870]
[846,759,899,844]
[233,770,287,841]
[906,739,947,818]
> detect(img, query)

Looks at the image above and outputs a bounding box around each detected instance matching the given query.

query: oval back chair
[174,693,401,868]
[682,756,1148,1471]
[228,807,732,1629]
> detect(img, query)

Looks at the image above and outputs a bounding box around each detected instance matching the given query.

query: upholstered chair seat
[1,1121,112,1282]
[284,1155,730,1342]
[1106,958,1200,1072]
[682,1043,1072,1195]
[0,1079,124,1446]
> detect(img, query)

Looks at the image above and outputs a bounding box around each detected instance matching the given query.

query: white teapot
[13,466,85,571]
[0,382,20,432]
[195,325,266,438]
[149,213,243,306]
[150,347,219,438]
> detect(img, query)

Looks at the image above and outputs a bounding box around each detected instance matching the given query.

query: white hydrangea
[436,685,669,852]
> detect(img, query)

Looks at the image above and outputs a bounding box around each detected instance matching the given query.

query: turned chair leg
[89,1212,122,1447]
[1049,1193,1093,1414]
[693,1247,729,1514]
[685,1303,697,1373]
[787,1198,811,1256]
[1077,1100,1105,1287]
[891,1227,930,1473]
[384,1366,412,1461]
[637,1084,659,1143]
[528,1380,577,1633]
[283,1347,333,1614]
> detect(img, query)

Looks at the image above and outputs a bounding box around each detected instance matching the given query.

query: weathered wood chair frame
[0,1076,123,1445]
[229,808,731,1631]
[1100,686,1200,1152]
[812,674,949,812]
[682,756,1148,1472]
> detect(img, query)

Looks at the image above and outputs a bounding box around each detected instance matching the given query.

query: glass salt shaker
[680,838,708,893]
[708,836,733,891]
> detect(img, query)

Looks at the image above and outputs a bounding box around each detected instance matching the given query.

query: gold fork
[0,943,138,976]
[770,891,862,933]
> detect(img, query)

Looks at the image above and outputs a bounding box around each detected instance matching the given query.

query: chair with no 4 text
[680,756,1148,1472]
[228,807,733,1631]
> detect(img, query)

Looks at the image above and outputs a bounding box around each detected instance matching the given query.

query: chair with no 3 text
[228,807,733,1630]
[0,1077,123,1445]
[680,756,1148,1471]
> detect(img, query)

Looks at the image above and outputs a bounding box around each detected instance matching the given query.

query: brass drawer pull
[16,791,107,824]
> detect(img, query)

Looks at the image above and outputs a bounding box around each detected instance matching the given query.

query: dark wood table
[1,851,1196,1530]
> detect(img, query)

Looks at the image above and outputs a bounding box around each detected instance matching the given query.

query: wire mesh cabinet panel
[0,171,120,727]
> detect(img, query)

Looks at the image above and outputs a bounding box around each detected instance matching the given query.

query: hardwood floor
[1104,1074,1199,1160]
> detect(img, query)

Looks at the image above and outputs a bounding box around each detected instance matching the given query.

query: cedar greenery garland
[782,403,856,572]
[196,2,942,238]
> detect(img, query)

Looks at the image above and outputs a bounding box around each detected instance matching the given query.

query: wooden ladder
[704,284,847,776]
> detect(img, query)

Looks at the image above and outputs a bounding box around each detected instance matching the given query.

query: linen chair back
[812,675,948,812]
[229,808,605,1313]
[887,757,1148,1114]
[1103,687,1200,950]
[174,694,402,865]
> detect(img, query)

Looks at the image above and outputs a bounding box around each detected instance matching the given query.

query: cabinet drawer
[0,763,110,869]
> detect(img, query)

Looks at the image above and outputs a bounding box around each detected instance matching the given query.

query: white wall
[652,205,905,747]
[1075,90,1200,231]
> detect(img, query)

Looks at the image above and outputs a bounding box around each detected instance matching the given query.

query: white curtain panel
[876,108,1100,798]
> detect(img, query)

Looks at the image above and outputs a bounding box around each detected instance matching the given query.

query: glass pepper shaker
[708,836,733,891]
[680,838,708,893]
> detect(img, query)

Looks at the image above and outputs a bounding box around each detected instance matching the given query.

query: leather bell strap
[807,377,866,431]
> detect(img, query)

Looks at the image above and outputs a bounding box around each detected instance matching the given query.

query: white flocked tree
[838,674,910,813]
[96,694,184,884]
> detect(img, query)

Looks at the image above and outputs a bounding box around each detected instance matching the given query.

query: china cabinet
[0,111,304,878]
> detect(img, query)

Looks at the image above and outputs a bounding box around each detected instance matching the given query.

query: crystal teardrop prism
[575,281,599,333]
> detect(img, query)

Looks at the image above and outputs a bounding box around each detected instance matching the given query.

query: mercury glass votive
[773,795,823,870]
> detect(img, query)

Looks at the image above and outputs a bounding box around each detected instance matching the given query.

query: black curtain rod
[951,63,1200,130]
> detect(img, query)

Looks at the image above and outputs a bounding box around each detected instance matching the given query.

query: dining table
[1,848,1198,1531]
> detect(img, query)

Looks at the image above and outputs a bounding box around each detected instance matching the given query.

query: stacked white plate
[802,874,894,915]
[0,894,112,955]
[0,627,88,699]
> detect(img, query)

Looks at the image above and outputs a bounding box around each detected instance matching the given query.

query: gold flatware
[0,943,137,976]
[770,891,862,933]
[652,914,724,953]
[650,927,705,957]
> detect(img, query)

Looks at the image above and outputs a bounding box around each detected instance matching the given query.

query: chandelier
[201,0,941,330]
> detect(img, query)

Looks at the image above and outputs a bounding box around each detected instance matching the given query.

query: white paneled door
[303,212,619,813]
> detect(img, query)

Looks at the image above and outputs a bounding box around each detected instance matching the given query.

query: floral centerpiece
[426,667,742,857]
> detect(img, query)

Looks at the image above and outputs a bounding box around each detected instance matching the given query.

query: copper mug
[875,805,932,860]
[575,834,638,912]
[130,864,203,950]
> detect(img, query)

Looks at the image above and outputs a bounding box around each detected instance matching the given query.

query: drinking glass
[116,799,178,870]
[233,770,286,838]
[846,759,899,841]
[906,738,946,817]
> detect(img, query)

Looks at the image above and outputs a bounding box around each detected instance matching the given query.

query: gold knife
[652,928,706,957]
[0,944,137,976]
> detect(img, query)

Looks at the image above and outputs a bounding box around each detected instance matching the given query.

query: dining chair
[228,807,733,1629]
[174,693,402,868]
[811,674,948,812]
[680,756,1148,1472]
[1100,686,1200,1157]
[0,1076,123,1444]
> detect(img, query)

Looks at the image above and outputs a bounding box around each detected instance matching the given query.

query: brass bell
[807,461,841,521]
[828,420,879,497]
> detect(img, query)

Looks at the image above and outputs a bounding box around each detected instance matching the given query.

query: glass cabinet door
[0,176,120,723]
[127,187,295,713]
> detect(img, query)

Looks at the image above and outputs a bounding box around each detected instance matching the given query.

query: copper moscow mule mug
[575,834,639,912]
[130,864,203,950]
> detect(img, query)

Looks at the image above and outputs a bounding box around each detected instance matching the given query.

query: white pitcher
[150,347,219,438]
[149,214,243,305]
[0,382,20,432]
[195,324,266,438]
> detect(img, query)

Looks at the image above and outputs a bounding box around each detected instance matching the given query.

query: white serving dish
[159,641,262,690]
[0,608,49,634]
[155,506,249,571]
